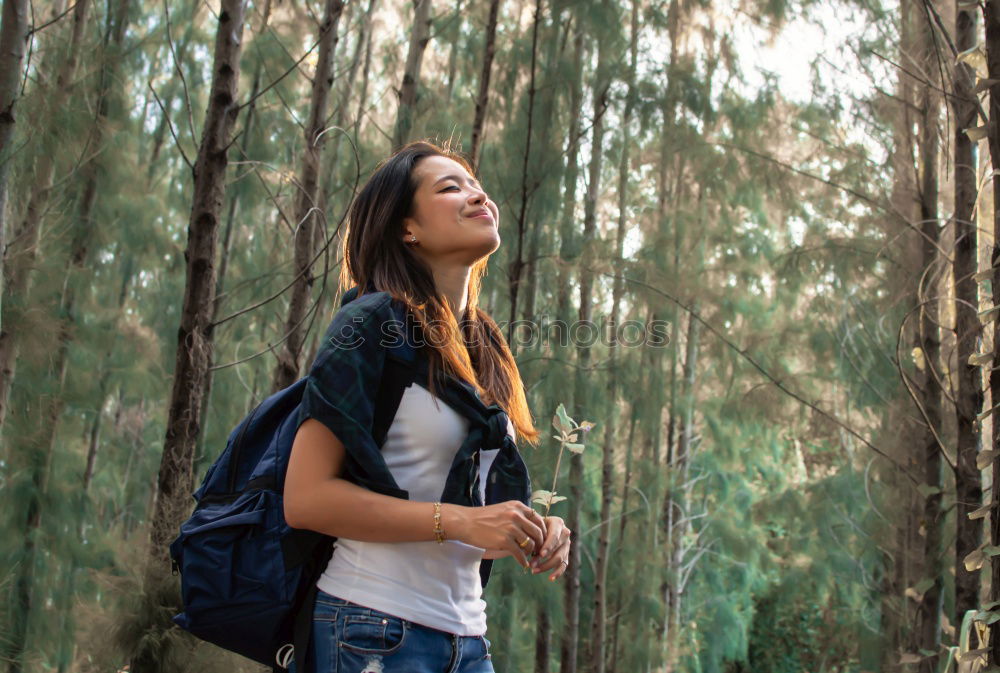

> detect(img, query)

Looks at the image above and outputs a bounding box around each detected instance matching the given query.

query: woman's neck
[425,264,471,317]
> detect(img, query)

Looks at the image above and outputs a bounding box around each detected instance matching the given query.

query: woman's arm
[284,418,546,561]
[285,418,452,541]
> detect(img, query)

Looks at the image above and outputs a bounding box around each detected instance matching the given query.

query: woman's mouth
[468,211,495,225]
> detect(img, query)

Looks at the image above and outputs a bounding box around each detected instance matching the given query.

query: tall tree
[952,0,983,636]
[983,0,1000,661]
[142,0,248,588]
[393,0,433,149]
[588,2,637,671]
[914,1,944,667]
[197,0,273,455]
[0,0,90,429]
[882,0,921,663]
[563,5,612,671]
[505,0,541,344]
[272,0,345,392]
[469,0,501,172]
[0,0,29,309]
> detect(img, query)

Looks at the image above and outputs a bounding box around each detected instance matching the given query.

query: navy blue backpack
[168,289,416,671]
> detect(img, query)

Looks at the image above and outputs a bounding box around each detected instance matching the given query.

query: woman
[284,140,572,673]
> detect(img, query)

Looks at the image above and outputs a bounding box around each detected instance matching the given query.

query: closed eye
[440,186,460,192]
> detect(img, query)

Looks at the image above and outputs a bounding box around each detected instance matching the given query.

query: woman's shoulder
[316,290,418,361]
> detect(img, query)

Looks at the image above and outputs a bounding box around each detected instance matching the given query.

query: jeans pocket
[338,611,407,655]
[314,597,340,623]
[482,635,492,660]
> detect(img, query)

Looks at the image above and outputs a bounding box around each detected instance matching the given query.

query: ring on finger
[519,537,531,549]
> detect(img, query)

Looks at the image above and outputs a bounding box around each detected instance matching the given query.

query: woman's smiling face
[401,155,500,265]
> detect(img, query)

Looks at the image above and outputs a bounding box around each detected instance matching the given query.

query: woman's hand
[529,515,572,581]
[445,500,547,568]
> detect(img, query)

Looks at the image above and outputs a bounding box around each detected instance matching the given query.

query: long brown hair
[339,140,540,446]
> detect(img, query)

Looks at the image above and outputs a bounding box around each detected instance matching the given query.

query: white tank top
[315,382,507,635]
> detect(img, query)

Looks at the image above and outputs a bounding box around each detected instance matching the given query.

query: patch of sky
[786,216,807,246]
[727,0,890,163]
[623,226,644,259]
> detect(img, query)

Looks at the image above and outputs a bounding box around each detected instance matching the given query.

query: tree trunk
[521,6,568,325]
[323,0,375,211]
[0,0,29,310]
[564,14,611,673]
[143,0,248,586]
[952,0,983,636]
[554,27,584,340]
[469,0,501,172]
[0,0,90,431]
[8,2,131,670]
[608,402,639,673]
[664,300,701,671]
[915,1,944,667]
[882,0,921,666]
[505,0,540,346]
[589,3,635,671]
[272,0,344,392]
[983,0,1000,663]
[393,0,432,149]
[445,0,462,101]
[354,19,374,142]
[534,604,551,673]
[196,0,272,467]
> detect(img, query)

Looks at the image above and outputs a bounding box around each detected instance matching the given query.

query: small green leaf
[917,484,941,498]
[983,545,1000,557]
[556,403,573,432]
[565,442,585,454]
[532,489,569,507]
[914,578,935,594]
[969,352,994,366]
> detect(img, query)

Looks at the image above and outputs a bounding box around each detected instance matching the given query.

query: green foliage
[0,0,918,670]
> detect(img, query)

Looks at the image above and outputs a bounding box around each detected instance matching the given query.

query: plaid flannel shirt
[297,288,533,586]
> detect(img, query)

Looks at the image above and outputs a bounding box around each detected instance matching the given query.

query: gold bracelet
[433,502,445,544]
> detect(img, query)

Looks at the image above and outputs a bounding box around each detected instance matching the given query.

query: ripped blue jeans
[306,589,495,673]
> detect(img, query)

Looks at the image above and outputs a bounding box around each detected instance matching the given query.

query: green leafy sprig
[532,403,596,518]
